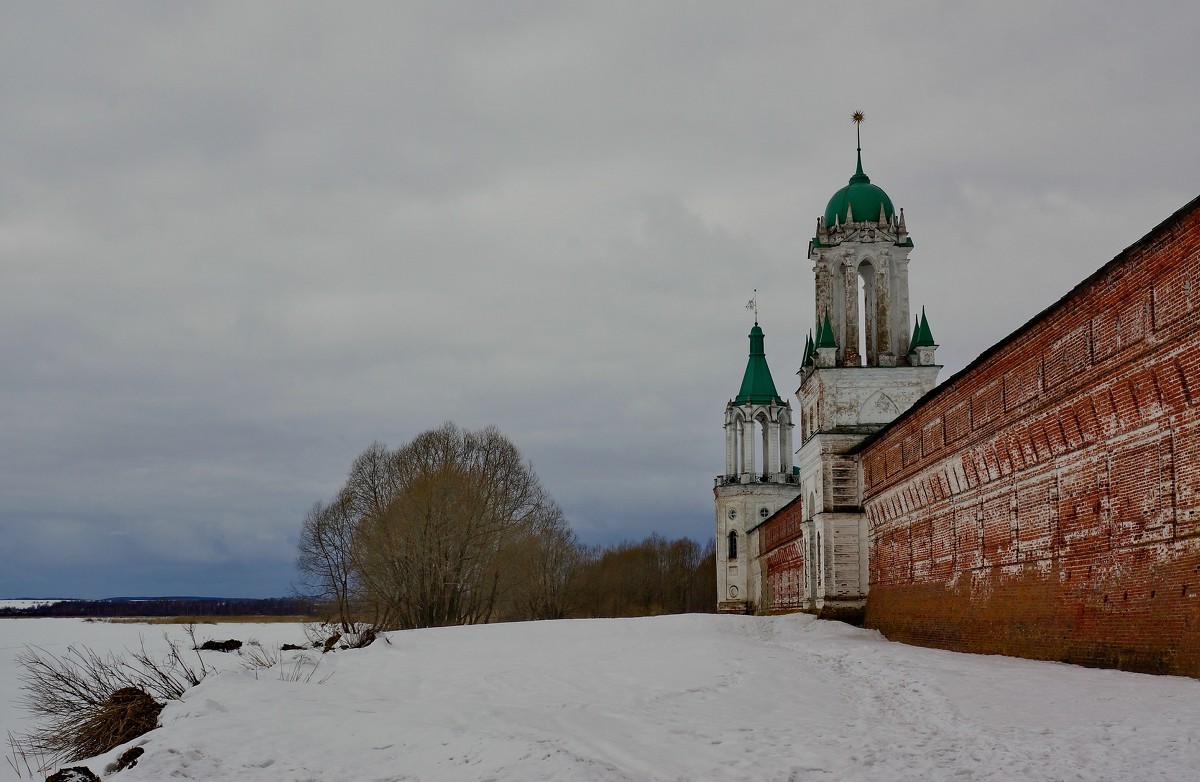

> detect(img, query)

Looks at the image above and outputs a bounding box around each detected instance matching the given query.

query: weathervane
[745,289,758,324]
[852,110,864,153]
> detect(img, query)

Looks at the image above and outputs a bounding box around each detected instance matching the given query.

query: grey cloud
[1,2,1197,597]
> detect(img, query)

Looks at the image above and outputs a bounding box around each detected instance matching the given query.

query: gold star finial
[851,111,865,155]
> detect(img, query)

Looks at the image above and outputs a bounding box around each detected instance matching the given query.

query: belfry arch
[853,258,878,366]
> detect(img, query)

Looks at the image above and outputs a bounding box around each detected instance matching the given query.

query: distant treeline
[0,597,318,619]
[574,534,715,618]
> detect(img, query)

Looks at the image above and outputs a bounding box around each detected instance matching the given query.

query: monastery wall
[755,497,807,612]
[860,197,1200,676]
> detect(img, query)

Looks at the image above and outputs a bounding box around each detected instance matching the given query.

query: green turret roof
[824,148,895,227]
[802,331,815,367]
[913,307,936,347]
[815,310,838,349]
[735,322,784,405]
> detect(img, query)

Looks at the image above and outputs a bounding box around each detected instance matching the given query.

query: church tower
[793,114,941,619]
[714,319,801,613]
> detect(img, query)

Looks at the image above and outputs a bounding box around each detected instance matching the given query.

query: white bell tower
[715,318,801,613]
[793,113,941,620]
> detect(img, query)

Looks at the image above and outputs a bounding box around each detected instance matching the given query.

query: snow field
[3,615,1199,781]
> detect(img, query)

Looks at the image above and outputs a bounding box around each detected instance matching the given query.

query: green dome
[823,153,894,226]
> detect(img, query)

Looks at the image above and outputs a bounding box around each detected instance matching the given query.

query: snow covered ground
[2,614,1199,781]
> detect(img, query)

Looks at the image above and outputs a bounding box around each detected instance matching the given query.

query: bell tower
[793,113,941,620]
[714,318,801,613]
[809,112,926,369]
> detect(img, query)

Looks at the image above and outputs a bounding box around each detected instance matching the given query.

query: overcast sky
[2,2,1197,598]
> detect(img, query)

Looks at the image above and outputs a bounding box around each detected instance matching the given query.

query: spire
[815,309,838,349]
[822,111,893,228]
[849,110,870,185]
[913,306,936,347]
[734,322,784,405]
[802,330,815,367]
[909,315,920,353]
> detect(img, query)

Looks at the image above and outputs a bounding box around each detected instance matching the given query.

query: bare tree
[295,498,359,632]
[298,423,576,632]
[503,507,587,621]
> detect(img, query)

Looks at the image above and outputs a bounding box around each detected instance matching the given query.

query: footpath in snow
[3,614,1199,781]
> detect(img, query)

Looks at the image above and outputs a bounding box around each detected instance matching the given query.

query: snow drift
[4,614,1199,781]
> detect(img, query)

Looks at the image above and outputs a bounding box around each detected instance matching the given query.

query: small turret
[815,310,838,368]
[911,306,938,366]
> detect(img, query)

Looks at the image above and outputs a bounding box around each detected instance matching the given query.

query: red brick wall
[861,197,1200,676]
[759,498,806,612]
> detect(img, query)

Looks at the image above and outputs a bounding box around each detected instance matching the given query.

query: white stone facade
[718,168,941,619]
[714,480,801,612]
[715,396,800,613]
[811,213,914,368]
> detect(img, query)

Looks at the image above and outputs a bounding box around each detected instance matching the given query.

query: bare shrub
[5,729,48,779]
[240,639,330,683]
[302,621,331,648]
[279,653,330,684]
[239,640,279,671]
[10,632,211,773]
[68,687,161,760]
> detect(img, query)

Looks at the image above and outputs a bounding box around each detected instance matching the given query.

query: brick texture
[760,499,806,612]
[861,197,1200,677]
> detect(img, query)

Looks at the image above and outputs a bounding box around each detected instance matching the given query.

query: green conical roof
[913,307,936,347]
[734,323,784,405]
[823,147,895,227]
[909,315,920,352]
[815,310,838,349]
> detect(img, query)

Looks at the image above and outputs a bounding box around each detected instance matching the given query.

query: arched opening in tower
[756,412,771,479]
[731,409,788,480]
[734,417,748,475]
[858,260,876,366]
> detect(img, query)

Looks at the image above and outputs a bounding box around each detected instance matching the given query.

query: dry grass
[5,731,48,780]
[65,687,161,761]
[9,629,211,774]
[105,615,311,625]
[240,640,330,683]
